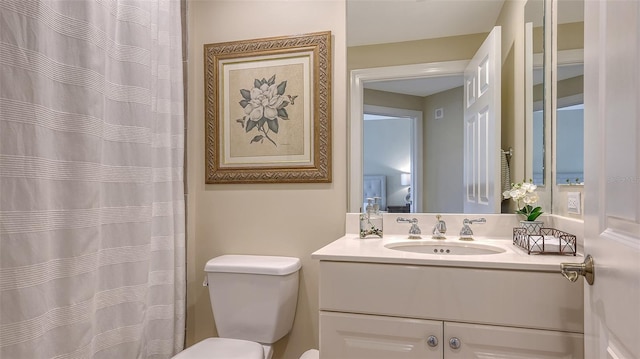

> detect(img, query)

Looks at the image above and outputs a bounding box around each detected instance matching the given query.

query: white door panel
[583,0,640,357]
[463,26,501,213]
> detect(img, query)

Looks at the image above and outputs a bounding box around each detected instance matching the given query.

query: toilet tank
[204,255,301,344]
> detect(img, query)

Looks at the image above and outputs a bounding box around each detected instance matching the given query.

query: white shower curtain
[0,1,186,358]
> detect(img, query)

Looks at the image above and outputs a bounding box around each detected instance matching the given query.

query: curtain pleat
[0,1,186,358]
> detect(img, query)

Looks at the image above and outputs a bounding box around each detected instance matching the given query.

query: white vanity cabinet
[444,322,583,358]
[318,260,584,359]
[321,312,443,358]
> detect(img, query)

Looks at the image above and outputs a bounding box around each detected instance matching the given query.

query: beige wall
[557,75,584,99]
[186,1,347,359]
[558,22,584,51]
[363,88,423,112]
[348,33,488,71]
[422,86,465,213]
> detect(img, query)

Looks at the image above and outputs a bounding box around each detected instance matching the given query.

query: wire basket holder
[513,227,577,256]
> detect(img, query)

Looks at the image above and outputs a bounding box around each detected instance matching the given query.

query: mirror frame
[348,60,469,213]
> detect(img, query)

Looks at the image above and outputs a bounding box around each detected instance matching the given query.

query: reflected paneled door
[463,26,502,213]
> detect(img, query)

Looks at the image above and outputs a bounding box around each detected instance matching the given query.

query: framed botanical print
[204,31,332,183]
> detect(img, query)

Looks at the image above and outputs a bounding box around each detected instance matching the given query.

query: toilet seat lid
[173,338,264,359]
[205,255,301,275]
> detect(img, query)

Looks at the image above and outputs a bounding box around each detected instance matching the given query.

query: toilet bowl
[300,349,320,359]
[174,340,319,359]
[172,255,313,359]
[172,338,264,359]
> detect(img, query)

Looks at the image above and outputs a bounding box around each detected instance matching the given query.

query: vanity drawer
[320,311,442,359]
[319,261,583,333]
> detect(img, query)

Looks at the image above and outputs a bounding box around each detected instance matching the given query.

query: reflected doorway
[363,105,422,213]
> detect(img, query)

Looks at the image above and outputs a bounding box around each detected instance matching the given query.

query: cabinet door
[320,311,442,359]
[444,322,584,358]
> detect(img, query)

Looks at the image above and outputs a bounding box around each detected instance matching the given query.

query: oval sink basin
[385,241,506,255]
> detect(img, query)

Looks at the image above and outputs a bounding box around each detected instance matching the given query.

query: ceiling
[349,0,506,97]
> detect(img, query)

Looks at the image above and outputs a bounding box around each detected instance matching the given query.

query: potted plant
[503,180,544,234]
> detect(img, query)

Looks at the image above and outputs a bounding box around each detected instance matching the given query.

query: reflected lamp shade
[400,173,411,186]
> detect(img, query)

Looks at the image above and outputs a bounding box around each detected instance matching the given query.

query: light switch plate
[567,192,581,214]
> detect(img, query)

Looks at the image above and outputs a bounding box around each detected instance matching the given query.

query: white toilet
[173,254,318,359]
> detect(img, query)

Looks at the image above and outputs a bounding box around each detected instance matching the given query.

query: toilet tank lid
[205,255,301,275]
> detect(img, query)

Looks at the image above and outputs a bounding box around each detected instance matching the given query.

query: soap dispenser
[373,196,382,214]
[373,197,384,235]
[432,214,447,240]
[360,198,383,238]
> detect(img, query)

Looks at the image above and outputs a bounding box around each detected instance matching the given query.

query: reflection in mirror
[555,0,584,185]
[347,1,508,214]
[363,106,421,213]
[362,77,466,214]
[348,61,471,214]
[524,0,545,186]
[556,102,583,185]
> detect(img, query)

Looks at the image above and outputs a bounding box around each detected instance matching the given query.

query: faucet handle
[396,217,418,224]
[459,218,486,241]
[463,217,486,225]
[396,217,421,239]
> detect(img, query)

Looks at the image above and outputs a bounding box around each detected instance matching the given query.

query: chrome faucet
[459,218,486,241]
[432,214,447,240]
[396,217,421,239]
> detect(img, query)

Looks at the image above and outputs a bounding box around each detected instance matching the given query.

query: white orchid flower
[509,188,526,200]
[522,193,539,205]
[506,180,543,221]
[521,182,537,193]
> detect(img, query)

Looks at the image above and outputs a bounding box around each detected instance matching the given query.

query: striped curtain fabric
[0,1,186,358]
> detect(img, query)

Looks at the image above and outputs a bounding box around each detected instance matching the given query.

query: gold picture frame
[204,31,332,183]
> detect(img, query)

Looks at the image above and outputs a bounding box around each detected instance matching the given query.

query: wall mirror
[347,0,506,214]
[524,0,546,186]
[348,0,583,217]
[554,0,584,186]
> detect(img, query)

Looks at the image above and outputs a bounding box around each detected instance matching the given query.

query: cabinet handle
[449,337,461,349]
[427,335,438,347]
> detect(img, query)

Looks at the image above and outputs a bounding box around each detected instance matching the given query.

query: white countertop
[311,234,582,272]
